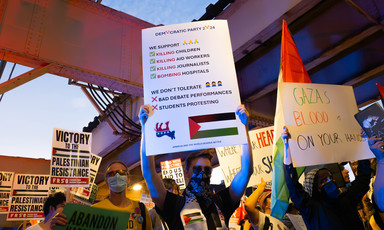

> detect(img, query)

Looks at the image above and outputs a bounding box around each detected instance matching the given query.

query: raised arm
[368,136,384,212]
[139,105,167,211]
[244,178,266,225]
[282,127,310,210]
[229,105,253,202]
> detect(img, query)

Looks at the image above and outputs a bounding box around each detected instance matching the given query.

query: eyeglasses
[193,166,212,175]
[106,169,128,177]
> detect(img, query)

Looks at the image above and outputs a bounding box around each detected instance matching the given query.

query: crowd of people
[22,104,383,230]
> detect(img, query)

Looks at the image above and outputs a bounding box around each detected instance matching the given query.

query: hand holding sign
[281,126,292,165]
[368,136,384,162]
[236,105,249,126]
[50,211,67,229]
[139,104,152,126]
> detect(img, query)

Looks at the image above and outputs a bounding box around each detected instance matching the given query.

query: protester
[245,178,289,230]
[282,126,372,230]
[149,178,181,230]
[50,161,152,230]
[26,192,65,230]
[139,104,253,229]
[367,136,384,229]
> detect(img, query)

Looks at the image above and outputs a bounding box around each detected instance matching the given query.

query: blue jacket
[284,160,371,230]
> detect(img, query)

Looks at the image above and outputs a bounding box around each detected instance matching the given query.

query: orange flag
[270,20,311,220]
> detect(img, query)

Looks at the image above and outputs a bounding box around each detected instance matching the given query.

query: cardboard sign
[50,128,91,187]
[54,203,130,230]
[281,83,374,166]
[216,126,274,188]
[71,154,102,199]
[161,158,186,189]
[7,174,49,221]
[0,171,14,213]
[142,20,247,156]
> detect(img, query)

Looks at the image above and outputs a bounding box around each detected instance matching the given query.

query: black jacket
[284,160,371,230]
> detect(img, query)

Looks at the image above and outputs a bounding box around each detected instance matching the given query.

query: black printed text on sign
[7,174,49,221]
[50,128,91,187]
[0,171,14,214]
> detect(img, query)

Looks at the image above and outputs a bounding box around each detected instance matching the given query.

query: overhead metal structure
[0,0,383,200]
[0,0,153,96]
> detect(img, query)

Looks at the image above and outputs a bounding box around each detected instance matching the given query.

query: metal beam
[245,23,382,103]
[80,86,119,134]
[0,64,52,94]
[343,64,384,87]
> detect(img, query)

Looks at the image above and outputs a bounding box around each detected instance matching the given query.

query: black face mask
[185,169,217,220]
[321,181,339,200]
[186,169,211,198]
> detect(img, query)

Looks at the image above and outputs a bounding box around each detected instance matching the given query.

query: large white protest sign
[7,174,49,221]
[50,128,91,187]
[216,126,274,188]
[161,158,186,189]
[142,20,247,156]
[71,154,102,199]
[281,83,374,166]
[0,171,14,214]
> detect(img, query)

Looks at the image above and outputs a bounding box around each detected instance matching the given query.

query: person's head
[105,160,129,193]
[162,178,180,195]
[304,168,338,200]
[43,192,66,218]
[257,191,272,214]
[184,149,214,180]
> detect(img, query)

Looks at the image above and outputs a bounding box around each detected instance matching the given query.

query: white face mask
[108,174,127,193]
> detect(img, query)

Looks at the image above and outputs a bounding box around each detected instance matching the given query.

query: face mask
[108,173,127,193]
[321,181,339,200]
[187,169,211,198]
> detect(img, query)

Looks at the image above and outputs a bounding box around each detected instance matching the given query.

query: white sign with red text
[281,83,373,166]
[142,20,246,156]
[216,126,275,188]
[7,174,49,221]
[71,154,102,199]
[161,158,186,189]
[50,128,91,187]
[0,171,14,214]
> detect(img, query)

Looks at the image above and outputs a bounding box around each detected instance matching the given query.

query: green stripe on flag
[271,137,305,220]
[191,127,238,139]
[187,218,204,224]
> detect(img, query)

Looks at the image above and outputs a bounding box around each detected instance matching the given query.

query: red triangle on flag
[52,148,56,155]
[281,20,312,84]
[183,215,192,225]
[377,83,384,102]
[188,118,201,139]
[13,190,17,196]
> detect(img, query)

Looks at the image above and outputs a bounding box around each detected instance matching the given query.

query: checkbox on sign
[149,51,155,57]
[150,66,156,71]
[150,59,156,64]
[151,74,156,79]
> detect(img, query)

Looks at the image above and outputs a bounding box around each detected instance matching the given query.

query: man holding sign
[282,127,371,230]
[140,104,253,229]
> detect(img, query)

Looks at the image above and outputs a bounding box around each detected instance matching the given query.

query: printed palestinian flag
[183,212,205,225]
[270,20,309,220]
[188,112,238,139]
